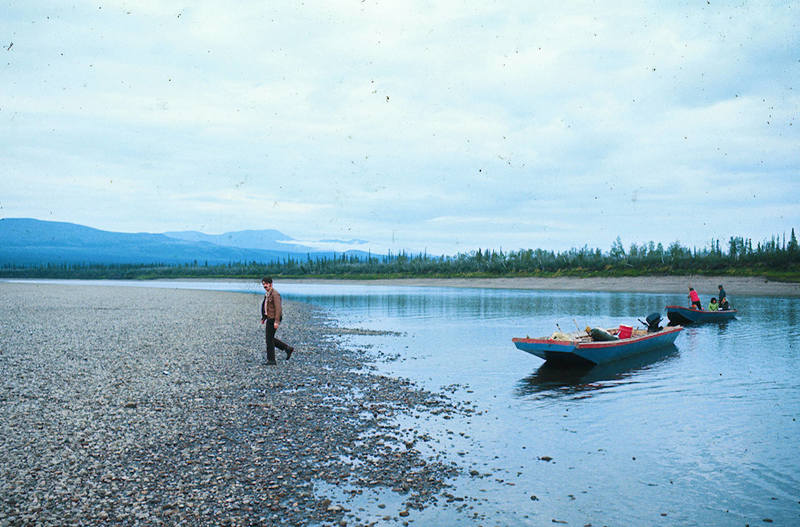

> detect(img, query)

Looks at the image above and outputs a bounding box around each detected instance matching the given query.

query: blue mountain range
[0,218,372,265]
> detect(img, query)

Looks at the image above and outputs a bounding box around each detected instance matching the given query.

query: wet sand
[295,275,800,297]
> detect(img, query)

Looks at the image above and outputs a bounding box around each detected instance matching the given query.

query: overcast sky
[2,1,798,255]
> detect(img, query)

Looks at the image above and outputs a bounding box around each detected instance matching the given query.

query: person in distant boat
[719,297,730,310]
[688,287,702,310]
[708,297,718,311]
[718,284,727,304]
[260,277,295,365]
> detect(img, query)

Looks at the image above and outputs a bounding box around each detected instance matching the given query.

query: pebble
[0,283,470,526]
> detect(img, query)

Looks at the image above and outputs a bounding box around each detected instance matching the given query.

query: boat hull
[666,305,737,325]
[513,326,683,366]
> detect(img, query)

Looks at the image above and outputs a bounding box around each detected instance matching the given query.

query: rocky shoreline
[0,283,475,526]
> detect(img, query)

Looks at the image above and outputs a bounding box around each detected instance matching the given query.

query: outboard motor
[643,312,663,333]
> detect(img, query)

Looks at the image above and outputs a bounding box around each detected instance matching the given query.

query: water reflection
[713,319,735,335]
[515,345,680,399]
[288,288,674,324]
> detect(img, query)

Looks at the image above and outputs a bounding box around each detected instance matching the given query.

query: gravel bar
[0,283,473,526]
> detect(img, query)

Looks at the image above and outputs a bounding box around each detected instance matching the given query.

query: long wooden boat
[665,305,737,325]
[512,325,683,366]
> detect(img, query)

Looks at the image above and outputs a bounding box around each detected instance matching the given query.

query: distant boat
[513,325,683,366]
[665,305,737,325]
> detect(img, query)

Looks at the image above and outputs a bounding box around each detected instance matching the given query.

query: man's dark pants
[265,318,290,362]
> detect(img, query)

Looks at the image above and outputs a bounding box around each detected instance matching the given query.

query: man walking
[261,277,294,365]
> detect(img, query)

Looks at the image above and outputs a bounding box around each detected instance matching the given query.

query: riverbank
[0,282,474,526]
[292,275,800,297]
[4,274,799,298]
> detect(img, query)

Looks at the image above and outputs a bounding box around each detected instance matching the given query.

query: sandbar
[291,275,800,297]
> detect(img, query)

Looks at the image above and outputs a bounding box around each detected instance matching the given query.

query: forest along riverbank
[0,283,475,526]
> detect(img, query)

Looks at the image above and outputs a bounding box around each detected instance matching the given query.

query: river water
[281,282,800,527]
[10,279,799,525]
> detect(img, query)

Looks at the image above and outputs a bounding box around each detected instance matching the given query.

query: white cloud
[2,1,798,254]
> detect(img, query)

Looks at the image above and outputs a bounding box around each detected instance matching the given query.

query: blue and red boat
[665,305,737,325]
[512,324,683,366]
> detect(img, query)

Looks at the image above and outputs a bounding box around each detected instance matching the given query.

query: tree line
[2,230,799,281]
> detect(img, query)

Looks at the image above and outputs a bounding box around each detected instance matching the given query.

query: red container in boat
[618,324,633,339]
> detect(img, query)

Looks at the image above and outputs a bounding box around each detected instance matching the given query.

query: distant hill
[0,218,372,266]
[163,229,313,252]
